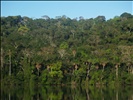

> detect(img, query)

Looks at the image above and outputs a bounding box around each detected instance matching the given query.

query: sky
[1,1,133,20]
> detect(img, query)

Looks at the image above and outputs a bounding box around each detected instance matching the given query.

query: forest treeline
[1,12,133,86]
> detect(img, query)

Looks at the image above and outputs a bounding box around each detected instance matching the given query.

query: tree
[1,48,4,75]
[95,16,106,23]
[18,26,29,35]
[49,62,63,84]
[120,12,133,19]
[1,13,133,85]
[59,42,69,49]
[8,50,12,76]
[41,15,50,20]
[112,53,121,80]
[118,46,133,74]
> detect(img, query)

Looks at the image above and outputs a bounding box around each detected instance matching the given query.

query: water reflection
[1,85,133,100]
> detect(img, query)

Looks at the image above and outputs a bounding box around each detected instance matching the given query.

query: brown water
[1,84,133,100]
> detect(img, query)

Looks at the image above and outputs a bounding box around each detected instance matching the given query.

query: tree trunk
[131,65,133,74]
[73,33,75,38]
[86,69,90,81]
[9,92,11,100]
[1,48,3,79]
[9,50,11,76]
[101,63,106,81]
[1,48,3,69]
[102,63,106,73]
[38,69,40,76]
[127,64,133,74]
[101,88,104,100]
[36,63,41,76]
[37,93,39,100]
[116,90,118,100]
[115,64,119,80]
[127,65,130,73]
[86,62,91,81]
[86,88,90,100]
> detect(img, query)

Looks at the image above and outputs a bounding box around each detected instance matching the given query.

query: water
[1,85,133,100]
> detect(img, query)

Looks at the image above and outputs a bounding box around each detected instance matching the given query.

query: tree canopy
[1,12,133,86]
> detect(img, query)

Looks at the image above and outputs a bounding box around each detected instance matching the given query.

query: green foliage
[18,26,29,34]
[41,70,49,84]
[120,12,133,18]
[49,62,63,84]
[59,42,69,49]
[1,12,133,85]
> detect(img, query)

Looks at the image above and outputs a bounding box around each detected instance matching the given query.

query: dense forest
[1,12,133,86]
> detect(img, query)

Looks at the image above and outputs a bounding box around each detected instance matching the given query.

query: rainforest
[1,12,133,86]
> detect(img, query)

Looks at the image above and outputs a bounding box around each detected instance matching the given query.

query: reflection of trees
[1,85,133,100]
[42,86,63,100]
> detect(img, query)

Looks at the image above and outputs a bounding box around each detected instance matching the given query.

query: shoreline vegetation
[1,12,133,86]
